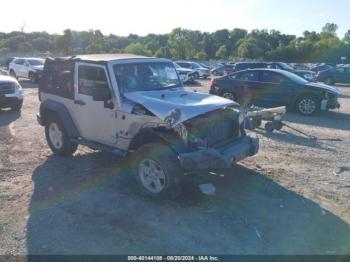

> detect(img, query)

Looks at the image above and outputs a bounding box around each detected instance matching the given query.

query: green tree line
[1,23,350,63]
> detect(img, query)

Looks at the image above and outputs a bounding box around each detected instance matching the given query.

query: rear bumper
[179,136,259,170]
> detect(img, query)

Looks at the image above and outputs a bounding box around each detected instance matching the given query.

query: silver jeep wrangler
[37,54,259,198]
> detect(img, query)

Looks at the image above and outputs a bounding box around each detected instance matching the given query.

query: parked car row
[175,61,210,79]
[210,62,317,81]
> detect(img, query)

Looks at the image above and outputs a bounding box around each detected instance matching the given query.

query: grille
[186,109,238,147]
[0,83,15,95]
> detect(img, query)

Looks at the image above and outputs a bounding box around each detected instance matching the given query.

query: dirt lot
[1,79,350,255]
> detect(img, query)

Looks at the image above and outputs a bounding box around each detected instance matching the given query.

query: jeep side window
[40,60,74,99]
[78,66,109,96]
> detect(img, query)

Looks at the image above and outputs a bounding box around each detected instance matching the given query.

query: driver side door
[72,63,118,146]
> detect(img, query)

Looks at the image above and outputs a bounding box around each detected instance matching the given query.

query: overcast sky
[1,0,349,37]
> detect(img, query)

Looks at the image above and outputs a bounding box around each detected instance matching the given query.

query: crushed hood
[124,90,237,125]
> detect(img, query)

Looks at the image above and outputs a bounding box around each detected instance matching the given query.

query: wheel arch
[295,91,322,103]
[40,100,80,138]
[128,128,187,155]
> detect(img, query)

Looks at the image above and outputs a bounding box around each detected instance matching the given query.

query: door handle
[74,99,86,106]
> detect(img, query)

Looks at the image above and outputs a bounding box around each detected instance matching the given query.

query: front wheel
[193,72,200,79]
[29,72,37,83]
[45,114,78,156]
[296,95,319,116]
[133,143,182,199]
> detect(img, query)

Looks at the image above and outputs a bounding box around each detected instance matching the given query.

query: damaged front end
[124,90,259,170]
[170,107,259,170]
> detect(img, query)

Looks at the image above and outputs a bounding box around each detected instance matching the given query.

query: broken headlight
[173,123,188,143]
[165,108,182,127]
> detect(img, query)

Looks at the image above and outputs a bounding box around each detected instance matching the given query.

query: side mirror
[92,87,111,101]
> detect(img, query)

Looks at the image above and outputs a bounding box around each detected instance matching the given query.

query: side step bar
[71,138,127,157]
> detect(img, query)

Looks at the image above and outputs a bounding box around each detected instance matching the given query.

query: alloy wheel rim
[299,98,316,115]
[138,159,166,194]
[49,123,63,149]
[222,92,235,101]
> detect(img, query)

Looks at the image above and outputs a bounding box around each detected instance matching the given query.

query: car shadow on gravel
[26,152,350,255]
[253,128,337,152]
[284,111,350,132]
[0,110,20,127]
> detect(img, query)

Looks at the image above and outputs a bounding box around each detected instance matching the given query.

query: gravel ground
[0,79,349,255]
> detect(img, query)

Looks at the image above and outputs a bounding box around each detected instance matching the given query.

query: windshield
[191,63,201,69]
[282,70,309,84]
[173,63,181,69]
[28,59,44,66]
[278,62,293,71]
[114,62,182,93]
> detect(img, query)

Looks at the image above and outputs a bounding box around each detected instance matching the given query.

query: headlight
[164,108,182,127]
[173,123,188,142]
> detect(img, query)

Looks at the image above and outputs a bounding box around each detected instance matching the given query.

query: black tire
[29,72,37,84]
[11,100,23,111]
[9,70,17,79]
[272,120,283,130]
[45,114,78,156]
[324,77,334,85]
[295,94,320,116]
[252,117,262,128]
[193,72,200,79]
[221,91,237,101]
[133,142,182,199]
[265,122,274,133]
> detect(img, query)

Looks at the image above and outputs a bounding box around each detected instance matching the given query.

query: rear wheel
[296,95,319,116]
[29,72,37,83]
[9,70,17,79]
[222,91,236,101]
[45,114,77,156]
[133,143,182,199]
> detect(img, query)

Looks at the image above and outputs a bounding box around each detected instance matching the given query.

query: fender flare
[128,128,188,154]
[39,100,80,138]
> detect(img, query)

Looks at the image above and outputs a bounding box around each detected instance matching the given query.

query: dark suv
[317,66,350,85]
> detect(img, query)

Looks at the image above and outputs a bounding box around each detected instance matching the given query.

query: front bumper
[0,89,23,108]
[320,98,340,111]
[179,136,259,170]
